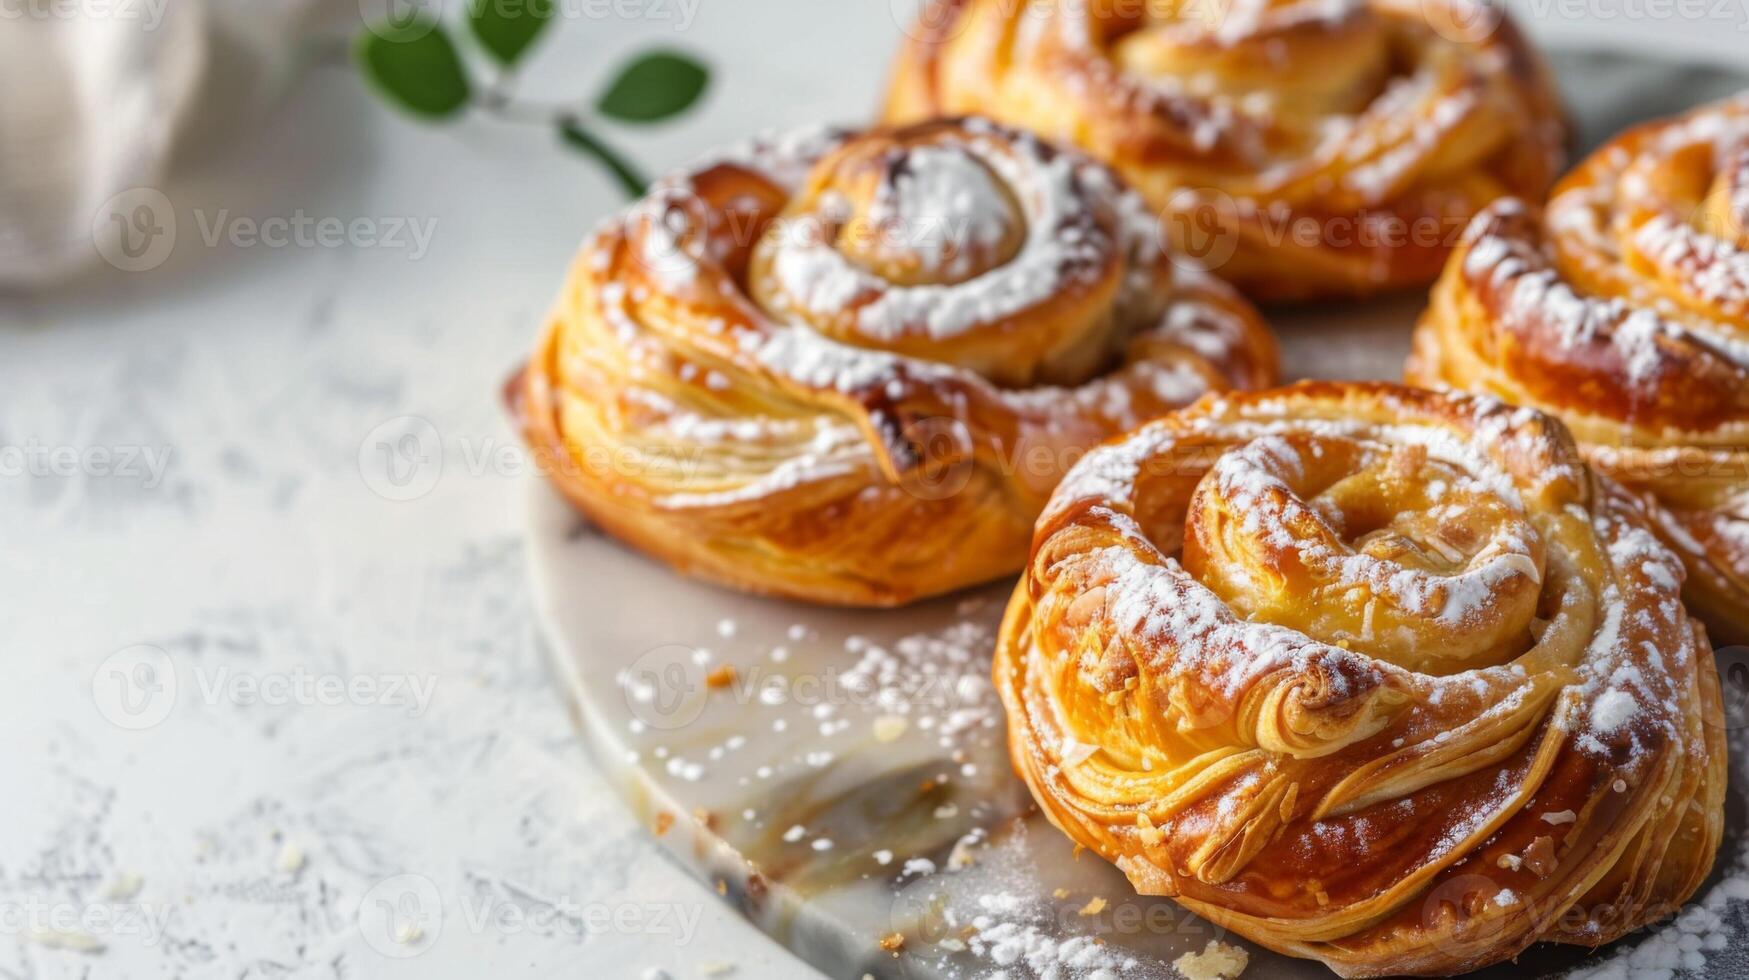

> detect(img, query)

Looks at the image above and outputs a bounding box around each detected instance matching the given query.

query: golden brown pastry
[884,0,1566,300]
[996,382,1725,977]
[512,117,1276,606]
[1408,93,1749,642]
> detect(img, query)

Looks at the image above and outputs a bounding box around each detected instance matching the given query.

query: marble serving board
[527,49,1749,980]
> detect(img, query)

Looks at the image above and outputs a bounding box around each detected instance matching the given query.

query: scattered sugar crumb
[1590,688,1638,732]
[100,871,143,901]
[1173,939,1249,980]
[276,840,305,873]
[902,858,936,877]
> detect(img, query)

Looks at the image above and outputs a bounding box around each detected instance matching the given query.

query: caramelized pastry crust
[513,118,1275,606]
[1408,94,1749,641]
[885,0,1566,300]
[996,382,1724,977]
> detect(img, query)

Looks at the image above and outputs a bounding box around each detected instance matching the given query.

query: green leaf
[559,119,649,198]
[468,0,554,66]
[595,51,710,124]
[356,21,472,120]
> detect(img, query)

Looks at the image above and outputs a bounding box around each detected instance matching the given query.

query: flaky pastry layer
[885,0,1566,300]
[996,382,1724,976]
[1407,93,1749,642]
[514,118,1276,605]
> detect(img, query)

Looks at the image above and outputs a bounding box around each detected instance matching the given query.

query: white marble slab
[527,46,1749,980]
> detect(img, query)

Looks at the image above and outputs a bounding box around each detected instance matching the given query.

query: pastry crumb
[1522,835,1557,876]
[879,932,905,952]
[101,871,144,901]
[705,664,737,689]
[276,840,306,873]
[1173,939,1249,980]
[1079,896,1108,916]
[27,927,105,954]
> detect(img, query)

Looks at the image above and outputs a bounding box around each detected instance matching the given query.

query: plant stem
[336,27,655,201]
[475,77,649,199]
[557,118,648,198]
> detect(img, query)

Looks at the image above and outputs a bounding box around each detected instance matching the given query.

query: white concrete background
[0,3,1740,979]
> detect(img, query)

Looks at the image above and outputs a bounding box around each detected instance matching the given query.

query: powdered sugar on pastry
[1412,94,1749,640]
[885,0,1567,298]
[998,382,1725,977]
[518,116,1275,606]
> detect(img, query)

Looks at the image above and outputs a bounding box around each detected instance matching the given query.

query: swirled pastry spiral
[513,118,1276,606]
[884,0,1566,300]
[1408,94,1749,642]
[996,383,1724,977]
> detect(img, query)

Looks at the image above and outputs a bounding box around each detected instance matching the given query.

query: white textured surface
[0,2,879,976]
[0,4,1739,979]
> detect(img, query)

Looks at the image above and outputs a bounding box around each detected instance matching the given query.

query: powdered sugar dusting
[1589,688,1638,733]
[572,118,1267,509]
[1631,212,1749,318]
[868,144,1018,279]
[767,130,1118,344]
[1463,208,1749,381]
[1200,434,1540,628]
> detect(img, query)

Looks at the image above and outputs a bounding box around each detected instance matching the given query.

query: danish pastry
[885,0,1567,300]
[1408,94,1749,641]
[513,118,1276,606]
[996,382,1724,976]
